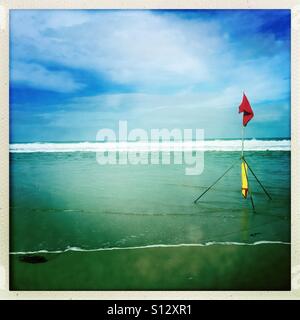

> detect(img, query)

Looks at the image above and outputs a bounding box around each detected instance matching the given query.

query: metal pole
[194,159,239,203]
[243,160,256,212]
[241,125,245,158]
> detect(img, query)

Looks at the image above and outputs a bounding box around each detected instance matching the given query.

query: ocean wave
[10,241,290,255]
[9,139,291,153]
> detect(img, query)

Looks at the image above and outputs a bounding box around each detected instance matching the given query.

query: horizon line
[10,137,291,144]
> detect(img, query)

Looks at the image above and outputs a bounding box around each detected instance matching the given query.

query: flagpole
[241,90,245,159]
[241,125,245,159]
[194,92,265,212]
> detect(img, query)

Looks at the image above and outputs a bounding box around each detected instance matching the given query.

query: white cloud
[11,62,84,93]
[10,9,290,139]
[11,11,218,88]
[10,10,290,104]
[44,91,287,129]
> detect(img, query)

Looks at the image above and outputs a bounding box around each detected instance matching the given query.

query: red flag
[239,93,254,126]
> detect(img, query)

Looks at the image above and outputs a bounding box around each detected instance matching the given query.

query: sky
[10,9,291,142]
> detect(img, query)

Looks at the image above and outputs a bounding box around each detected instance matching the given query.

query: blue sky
[10,9,290,142]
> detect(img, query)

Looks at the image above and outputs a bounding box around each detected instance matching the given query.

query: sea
[9,138,291,290]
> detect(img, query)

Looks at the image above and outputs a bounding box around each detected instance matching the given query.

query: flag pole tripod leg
[194,160,238,204]
[242,157,272,200]
[249,188,256,212]
[243,161,256,212]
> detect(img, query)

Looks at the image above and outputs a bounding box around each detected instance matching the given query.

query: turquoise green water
[10,151,291,289]
[10,151,290,252]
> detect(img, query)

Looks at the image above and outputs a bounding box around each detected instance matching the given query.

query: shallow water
[10,151,290,252]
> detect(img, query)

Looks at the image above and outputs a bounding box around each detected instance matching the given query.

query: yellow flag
[241,161,248,198]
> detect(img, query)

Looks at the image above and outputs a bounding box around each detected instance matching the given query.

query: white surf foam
[10,240,290,255]
[9,139,291,153]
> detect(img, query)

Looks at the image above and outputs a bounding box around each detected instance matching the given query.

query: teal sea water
[9,144,291,290]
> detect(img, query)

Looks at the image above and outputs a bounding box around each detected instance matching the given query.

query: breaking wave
[10,139,291,153]
[10,241,290,255]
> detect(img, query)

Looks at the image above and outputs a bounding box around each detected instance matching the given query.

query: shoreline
[10,240,291,255]
[10,243,290,291]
